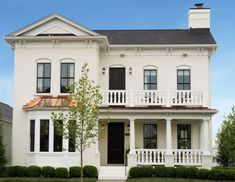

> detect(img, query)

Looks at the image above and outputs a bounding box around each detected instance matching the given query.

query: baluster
[109,92,112,104]
[182,151,185,163]
[157,151,160,163]
[153,151,156,163]
[151,92,153,104]
[141,151,143,163]
[191,151,193,163]
[117,92,119,103]
[115,91,117,103]
[144,151,146,163]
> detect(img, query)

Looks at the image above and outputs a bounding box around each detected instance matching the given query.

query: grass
[127,178,219,182]
[0,178,96,182]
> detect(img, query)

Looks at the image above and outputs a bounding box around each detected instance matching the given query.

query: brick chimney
[188,3,210,29]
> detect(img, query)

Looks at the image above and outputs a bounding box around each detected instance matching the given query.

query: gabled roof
[0,102,13,121]
[6,13,216,46]
[94,29,216,45]
[7,13,100,37]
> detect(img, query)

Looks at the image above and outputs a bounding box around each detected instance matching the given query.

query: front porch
[98,113,213,169]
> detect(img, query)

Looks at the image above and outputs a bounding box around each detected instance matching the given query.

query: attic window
[37,33,76,36]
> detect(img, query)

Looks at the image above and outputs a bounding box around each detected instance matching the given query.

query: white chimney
[188,3,210,29]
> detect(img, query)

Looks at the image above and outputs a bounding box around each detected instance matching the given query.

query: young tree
[216,106,235,166]
[0,119,7,172]
[52,63,102,182]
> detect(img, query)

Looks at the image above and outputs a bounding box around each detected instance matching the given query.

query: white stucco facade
[6,4,217,179]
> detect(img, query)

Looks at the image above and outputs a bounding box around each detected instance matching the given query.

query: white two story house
[5,3,217,179]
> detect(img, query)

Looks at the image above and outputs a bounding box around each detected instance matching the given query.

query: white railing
[133,90,167,106]
[101,90,204,107]
[173,149,203,165]
[135,149,166,165]
[170,91,203,106]
[102,90,127,105]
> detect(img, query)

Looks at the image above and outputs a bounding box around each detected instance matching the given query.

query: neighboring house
[5,3,217,180]
[0,102,12,165]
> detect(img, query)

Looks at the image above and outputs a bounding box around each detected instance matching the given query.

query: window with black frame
[68,120,76,152]
[144,69,157,90]
[30,120,35,152]
[54,120,63,152]
[61,63,75,93]
[37,63,51,93]
[144,124,157,149]
[177,124,191,149]
[177,69,191,90]
[40,120,49,152]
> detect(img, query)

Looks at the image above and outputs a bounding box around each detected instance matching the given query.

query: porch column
[166,118,172,153]
[129,118,135,154]
[202,118,213,169]
[165,118,174,167]
[200,121,204,150]
[203,119,209,154]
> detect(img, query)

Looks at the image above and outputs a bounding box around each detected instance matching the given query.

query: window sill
[34,93,53,97]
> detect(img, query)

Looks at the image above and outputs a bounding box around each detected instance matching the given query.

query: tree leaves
[216,106,235,166]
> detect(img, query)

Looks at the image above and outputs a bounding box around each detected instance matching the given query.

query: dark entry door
[109,68,125,90]
[108,123,124,164]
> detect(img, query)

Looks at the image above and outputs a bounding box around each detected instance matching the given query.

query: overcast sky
[0,0,235,140]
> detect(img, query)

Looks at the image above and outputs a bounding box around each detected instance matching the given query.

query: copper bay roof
[22,96,74,109]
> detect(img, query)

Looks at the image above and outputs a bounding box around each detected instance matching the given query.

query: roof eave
[4,35,110,48]
[109,44,217,48]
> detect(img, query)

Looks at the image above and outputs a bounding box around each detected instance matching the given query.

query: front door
[109,68,125,90]
[108,123,125,164]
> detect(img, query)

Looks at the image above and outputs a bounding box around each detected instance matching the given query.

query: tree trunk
[80,147,83,182]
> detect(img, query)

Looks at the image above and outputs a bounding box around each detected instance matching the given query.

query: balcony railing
[136,149,166,165]
[135,149,203,166]
[101,90,204,107]
[173,149,203,165]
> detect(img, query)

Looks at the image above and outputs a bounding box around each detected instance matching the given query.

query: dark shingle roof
[94,29,216,45]
[0,102,13,121]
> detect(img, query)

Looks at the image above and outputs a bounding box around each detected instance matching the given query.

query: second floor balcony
[101,90,205,107]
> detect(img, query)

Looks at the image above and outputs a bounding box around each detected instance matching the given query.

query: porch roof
[22,96,217,114]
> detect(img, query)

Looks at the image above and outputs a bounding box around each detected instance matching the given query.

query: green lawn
[0,178,96,182]
[127,178,221,182]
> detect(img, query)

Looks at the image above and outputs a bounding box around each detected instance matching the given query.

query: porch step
[98,166,127,180]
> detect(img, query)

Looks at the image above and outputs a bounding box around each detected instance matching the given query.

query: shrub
[220,169,235,181]
[8,166,27,177]
[196,168,210,179]
[17,166,27,177]
[83,165,98,178]
[8,166,18,177]
[140,166,154,177]
[184,167,198,179]
[69,166,81,177]
[27,165,41,177]
[154,166,167,177]
[175,166,187,178]
[41,166,55,178]
[129,167,142,178]
[55,167,68,178]
[165,167,176,178]
[209,169,223,180]
[0,167,8,177]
